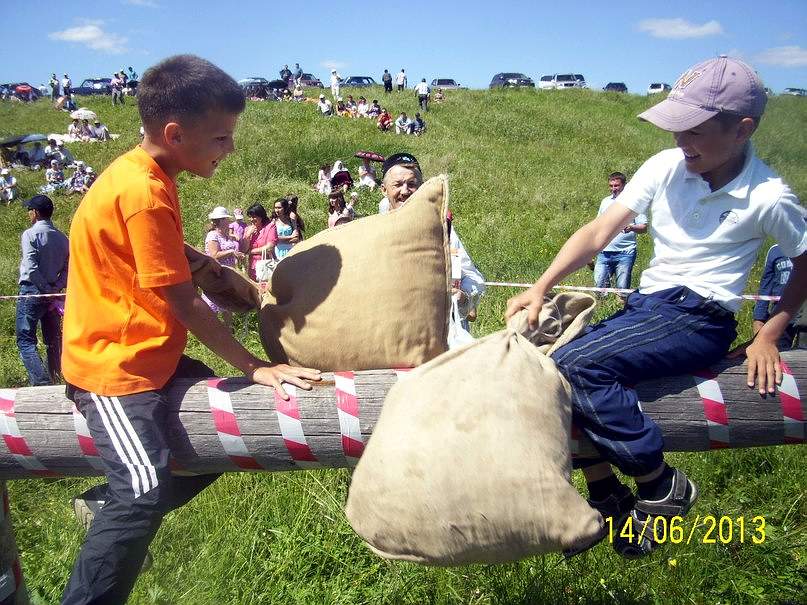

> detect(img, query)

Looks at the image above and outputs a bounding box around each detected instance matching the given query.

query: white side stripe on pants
[90,394,158,498]
[110,396,158,493]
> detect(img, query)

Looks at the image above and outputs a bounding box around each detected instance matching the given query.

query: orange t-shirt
[62,146,192,395]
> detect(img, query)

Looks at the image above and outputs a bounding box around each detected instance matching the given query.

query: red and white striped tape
[779,361,804,444]
[274,386,319,469]
[334,372,364,464]
[0,389,57,477]
[483,282,780,302]
[207,379,263,470]
[71,404,106,472]
[692,369,730,448]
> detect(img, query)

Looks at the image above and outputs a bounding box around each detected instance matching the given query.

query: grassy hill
[1,88,805,604]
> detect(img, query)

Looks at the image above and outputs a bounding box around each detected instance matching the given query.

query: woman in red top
[242,202,278,280]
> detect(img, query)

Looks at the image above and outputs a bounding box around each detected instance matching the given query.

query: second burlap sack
[259,176,451,370]
[345,292,602,565]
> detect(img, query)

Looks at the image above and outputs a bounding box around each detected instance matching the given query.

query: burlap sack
[259,176,451,370]
[345,292,601,565]
[185,244,261,313]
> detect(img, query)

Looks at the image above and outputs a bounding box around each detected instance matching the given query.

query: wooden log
[0,481,29,605]
[0,351,804,480]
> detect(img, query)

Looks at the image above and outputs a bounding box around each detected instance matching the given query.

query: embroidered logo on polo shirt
[719,210,739,225]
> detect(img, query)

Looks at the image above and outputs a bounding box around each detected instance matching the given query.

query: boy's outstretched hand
[505,284,547,330]
[251,364,321,400]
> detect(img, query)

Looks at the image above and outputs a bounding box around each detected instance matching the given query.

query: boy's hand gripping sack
[259,176,451,371]
[345,292,604,565]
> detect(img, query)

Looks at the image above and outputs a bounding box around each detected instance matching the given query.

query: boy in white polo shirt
[506,56,807,558]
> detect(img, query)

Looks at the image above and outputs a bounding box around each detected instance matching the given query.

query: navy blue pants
[551,287,736,476]
[62,356,218,605]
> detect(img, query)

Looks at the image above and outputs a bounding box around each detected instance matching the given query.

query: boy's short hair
[608,172,627,183]
[137,55,245,135]
[713,111,760,131]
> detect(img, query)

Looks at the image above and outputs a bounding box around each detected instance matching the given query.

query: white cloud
[49,21,128,54]
[321,60,347,71]
[123,0,159,7]
[755,45,807,67]
[638,18,723,39]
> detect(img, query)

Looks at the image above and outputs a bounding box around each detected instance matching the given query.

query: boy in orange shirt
[60,55,320,604]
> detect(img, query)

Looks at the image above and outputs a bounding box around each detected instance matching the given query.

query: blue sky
[4,0,807,93]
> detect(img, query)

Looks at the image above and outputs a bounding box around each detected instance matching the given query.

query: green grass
[1,89,806,604]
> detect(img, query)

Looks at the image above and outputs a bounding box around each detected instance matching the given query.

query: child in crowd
[505,56,807,559]
[753,244,802,349]
[395,112,411,134]
[356,96,368,117]
[315,163,332,194]
[317,94,333,116]
[41,159,66,193]
[0,168,17,204]
[229,207,247,241]
[60,54,320,603]
[367,99,381,117]
[358,157,377,189]
[292,83,305,102]
[412,112,426,136]
[286,195,305,239]
[434,88,445,102]
[327,190,355,228]
[377,108,392,131]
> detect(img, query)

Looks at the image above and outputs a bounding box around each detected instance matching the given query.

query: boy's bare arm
[161,280,320,399]
[505,202,638,328]
[742,251,807,394]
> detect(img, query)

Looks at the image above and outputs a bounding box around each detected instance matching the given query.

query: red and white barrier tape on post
[692,369,730,449]
[274,385,319,468]
[206,378,264,470]
[483,282,781,302]
[334,372,364,464]
[0,389,57,477]
[71,404,106,472]
[779,361,805,443]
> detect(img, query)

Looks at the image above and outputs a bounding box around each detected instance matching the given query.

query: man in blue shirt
[753,244,801,349]
[16,195,69,385]
[593,172,647,298]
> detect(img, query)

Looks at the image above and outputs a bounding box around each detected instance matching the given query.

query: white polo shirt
[415,81,430,95]
[616,146,806,312]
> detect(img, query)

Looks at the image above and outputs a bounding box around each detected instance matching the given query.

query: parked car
[603,82,628,93]
[238,77,271,87]
[551,74,581,89]
[489,73,535,88]
[299,73,323,88]
[537,75,554,90]
[647,82,672,95]
[430,78,463,89]
[343,76,376,87]
[74,78,112,96]
[782,87,806,96]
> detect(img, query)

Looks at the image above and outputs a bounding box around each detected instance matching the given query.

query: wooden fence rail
[1,351,804,480]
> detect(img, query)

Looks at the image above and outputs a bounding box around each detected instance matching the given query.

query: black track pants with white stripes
[62,357,219,605]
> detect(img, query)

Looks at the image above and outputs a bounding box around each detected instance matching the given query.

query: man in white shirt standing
[414,78,430,112]
[330,69,342,101]
[592,171,647,298]
[396,68,407,92]
[506,56,806,559]
[62,73,72,97]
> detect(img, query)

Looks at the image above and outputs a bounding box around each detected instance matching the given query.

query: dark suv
[489,72,535,89]
[603,82,628,93]
[74,78,112,95]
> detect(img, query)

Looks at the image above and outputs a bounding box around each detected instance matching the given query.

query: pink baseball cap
[638,56,767,132]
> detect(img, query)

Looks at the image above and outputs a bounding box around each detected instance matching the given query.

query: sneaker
[614,467,699,559]
[564,482,635,559]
